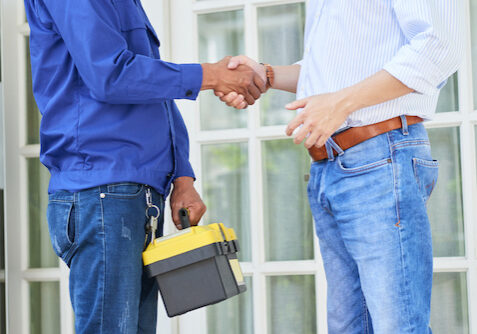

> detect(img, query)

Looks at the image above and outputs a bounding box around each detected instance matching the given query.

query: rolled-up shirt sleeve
[383,0,464,95]
[40,0,202,104]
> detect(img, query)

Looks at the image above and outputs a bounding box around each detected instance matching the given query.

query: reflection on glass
[207,277,253,334]
[431,273,469,334]
[258,4,305,126]
[28,159,57,268]
[198,10,246,130]
[262,139,313,261]
[202,143,251,261]
[30,282,60,334]
[26,38,41,145]
[267,275,316,334]
[427,128,465,257]
[436,73,458,113]
[0,283,5,334]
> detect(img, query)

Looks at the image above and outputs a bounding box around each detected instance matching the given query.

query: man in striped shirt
[217,1,463,333]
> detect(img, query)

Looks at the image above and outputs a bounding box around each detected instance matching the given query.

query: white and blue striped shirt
[296,0,464,128]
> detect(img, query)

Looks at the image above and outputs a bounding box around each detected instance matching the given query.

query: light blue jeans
[47,183,164,334]
[308,120,437,333]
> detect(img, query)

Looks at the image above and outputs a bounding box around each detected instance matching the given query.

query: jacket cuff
[179,63,203,100]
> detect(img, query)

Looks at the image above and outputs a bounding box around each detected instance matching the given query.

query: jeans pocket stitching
[412,158,439,202]
[104,184,145,198]
[337,157,391,174]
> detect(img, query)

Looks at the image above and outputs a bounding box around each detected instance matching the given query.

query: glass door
[171,0,477,333]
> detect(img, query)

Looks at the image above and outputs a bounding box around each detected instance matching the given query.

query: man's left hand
[170,177,206,229]
[285,92,354,148]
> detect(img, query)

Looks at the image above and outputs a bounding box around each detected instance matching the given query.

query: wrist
[200,63,218,91]
[173,176,194,189]
[335,86,362,117]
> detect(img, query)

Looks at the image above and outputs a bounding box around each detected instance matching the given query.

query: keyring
[145,205,160,219]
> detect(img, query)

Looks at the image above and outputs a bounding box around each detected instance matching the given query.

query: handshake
[201,55,268,109]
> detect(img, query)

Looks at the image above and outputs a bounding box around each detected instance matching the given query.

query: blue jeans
[47,183,164,334]
[308,121,437,333]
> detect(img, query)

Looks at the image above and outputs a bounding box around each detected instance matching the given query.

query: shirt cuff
[382,46,445,96]
[173,161,196,181]
[179,63,203,100]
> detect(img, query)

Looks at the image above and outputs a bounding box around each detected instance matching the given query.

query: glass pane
[436,73,458,113]
[201,143,251,261]
[198,10,247,131]
[427,128,465,257]
[30,282,60,334]
[267,275,316,334]
[27,159,57,268]
[0,283,5,334]
[262,139,313,261]
[26,38,41,145]
[258,4,305,126]
[207,277,253,334]
[431,272,469,334]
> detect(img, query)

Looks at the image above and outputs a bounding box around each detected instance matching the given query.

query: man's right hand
[201,56,266,106]
[214,55,267,109]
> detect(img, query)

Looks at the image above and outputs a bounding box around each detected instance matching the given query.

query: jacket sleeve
[170,103,195,181]
[40,0,202,104]
[382,0,464,95]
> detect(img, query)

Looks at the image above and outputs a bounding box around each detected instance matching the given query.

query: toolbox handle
[179,208,191,229]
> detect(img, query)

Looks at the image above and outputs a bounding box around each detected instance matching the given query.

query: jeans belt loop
[400,115,409,136]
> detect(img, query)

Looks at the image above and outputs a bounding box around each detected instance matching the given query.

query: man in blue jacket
[24,0,265,333]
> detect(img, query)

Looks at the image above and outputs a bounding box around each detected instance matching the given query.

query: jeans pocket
[412,158,439,203]
[46,200,76,263]
[105,182,144,198]
[337,156,392,174]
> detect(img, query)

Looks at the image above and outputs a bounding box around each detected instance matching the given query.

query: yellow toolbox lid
[142,223,237,266]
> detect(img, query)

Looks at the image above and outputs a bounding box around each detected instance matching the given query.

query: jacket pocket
[412,158,439,203]
[46,200,77,264]
[112,0,146,31]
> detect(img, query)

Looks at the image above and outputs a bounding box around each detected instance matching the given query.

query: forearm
[337,70,414,116]
[270,64,301,93]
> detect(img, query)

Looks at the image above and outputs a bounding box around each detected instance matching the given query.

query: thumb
[285,97,310,110]
[227,55,247,69]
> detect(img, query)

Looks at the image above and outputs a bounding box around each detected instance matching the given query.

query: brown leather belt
[308,116,423,162]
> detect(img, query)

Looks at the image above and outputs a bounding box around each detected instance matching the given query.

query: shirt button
[186,90,193,97]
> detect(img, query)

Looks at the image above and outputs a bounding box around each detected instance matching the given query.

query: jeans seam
[388,133,401,226]
[388,135,414,332]
[99,194,106,334]
[362,296,369,334]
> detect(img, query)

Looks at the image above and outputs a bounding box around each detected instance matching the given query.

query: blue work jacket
[24,0,203,194]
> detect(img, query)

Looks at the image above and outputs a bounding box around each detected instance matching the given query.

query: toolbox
[142,209,246,317]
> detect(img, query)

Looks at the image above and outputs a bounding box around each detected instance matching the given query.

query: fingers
[286,98,309,111]
[286,112,305,136]
[253,73,267,93]
[218,92,248,109]
[214,91,224,98]
[243,92,256,106]
[187,203,207,226]
[227,55,249,69]
[171,207,181,229]
[293,123,312,145]
[248,82,262,100]
[304,129,321,148]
